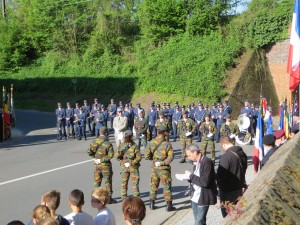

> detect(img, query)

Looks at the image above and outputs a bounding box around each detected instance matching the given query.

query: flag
[288,0,300,91]
[253,111,264,175]
[267,115,274,135]
[284,107,291,139]
[278,106,284,130]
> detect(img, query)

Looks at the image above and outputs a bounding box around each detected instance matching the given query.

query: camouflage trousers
[149,168,173,201]
[120,166,140,198]
[180,137,192,158]
[94,164,113,194]
[201,140,215,162]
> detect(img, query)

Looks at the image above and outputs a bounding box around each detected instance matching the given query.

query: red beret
[274,129,285,139]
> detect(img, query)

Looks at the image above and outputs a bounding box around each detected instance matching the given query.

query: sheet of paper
[118,132,123,140]
[175,173,190,181]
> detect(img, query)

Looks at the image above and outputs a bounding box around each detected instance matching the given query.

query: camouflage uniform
[177,117,196,160]
[134,117,148,149]
[155,118,172,141]
[220,122,239,144]
[116,141,142,199]
[87,135,114,194]
[146,135,174,201]
[200,121,217,162]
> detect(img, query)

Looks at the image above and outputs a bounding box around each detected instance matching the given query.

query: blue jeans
[219,189,243,218]
[191,201,209,225]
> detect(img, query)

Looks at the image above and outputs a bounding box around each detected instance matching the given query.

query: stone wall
[223,133,300,225]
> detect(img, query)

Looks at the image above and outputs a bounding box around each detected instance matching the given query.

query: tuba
[235,114,252,145]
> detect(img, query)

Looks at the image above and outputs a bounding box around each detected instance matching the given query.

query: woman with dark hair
[116,130,142,200]
[122,197,146,225]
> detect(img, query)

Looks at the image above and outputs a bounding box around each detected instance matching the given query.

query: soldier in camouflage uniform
[155,110,172,142]
[145,125,176,212]
[220,114,239,144]
[177,110,196,163]
[87,126,117,204]
[200,114,217,164]
[116,130,142,199]
[134,110,148,150]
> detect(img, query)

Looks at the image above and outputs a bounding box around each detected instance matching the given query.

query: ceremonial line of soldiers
[55,98,259,211]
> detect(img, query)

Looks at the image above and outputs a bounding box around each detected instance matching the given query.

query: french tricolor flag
[253,111,264,175]
[288,0,300,91]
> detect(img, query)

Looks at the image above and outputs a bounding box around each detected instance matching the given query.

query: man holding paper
[185,144,217,225]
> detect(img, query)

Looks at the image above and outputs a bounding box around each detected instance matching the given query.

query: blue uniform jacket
[147,109,158,126]
[240,107,253,118]
[56,108,66,123]
[172,111,182,123]
[77,113,87,126]
[216,111,227,126]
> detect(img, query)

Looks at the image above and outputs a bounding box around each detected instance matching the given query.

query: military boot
[150,199,155,210]
[179,157,186,163]
[166,201,176,212]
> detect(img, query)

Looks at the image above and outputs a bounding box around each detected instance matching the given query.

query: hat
[99,126,107,133]
[274,129,285,139]
[204,104,208,108]
[128,102,132,106]
[101,104,104,108]
[181,105,185,108]
[219,104,224,108]
[156,104,160,107]
[198,102,203,106]
[204,113,210,118]
[97,108,101,111]
[167,103,170,106]
[187,105,191,108]
[125,104,129,107]
[111,99,114,101]
[117,107,122,112]
[94,98,98,101]
[191,103,195,106]
[79,107,83,110]
[251,103,255,107]
[226,114,232,119]
[245,99,249,102]
[136,103,141,106]
[124,130,133,136]
[224,100,228,103]
[158,110,164,115]
[174,101,178,104]
[84,100,87,103]
[212,102,216,106]
[262,134,276,145]
[182,110,188,115]
[157,125,168,131]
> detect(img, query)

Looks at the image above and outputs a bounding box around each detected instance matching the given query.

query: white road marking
[0,159,93,186]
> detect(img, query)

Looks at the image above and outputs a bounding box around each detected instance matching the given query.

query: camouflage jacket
[200,121,217,141]
[155,118,171,132]
[220,122,239,136]
[87,136,114,164]
[145,135,174,169]
[134,117,148,135]
[177,118,196,138]
[116,142,142,168]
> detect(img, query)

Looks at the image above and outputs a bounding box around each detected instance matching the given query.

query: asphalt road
[0,110,254,225]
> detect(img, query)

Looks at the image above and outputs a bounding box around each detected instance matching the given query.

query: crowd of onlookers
[7,188,146,225]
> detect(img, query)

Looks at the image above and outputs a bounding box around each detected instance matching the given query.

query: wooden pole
[2,0,6,18]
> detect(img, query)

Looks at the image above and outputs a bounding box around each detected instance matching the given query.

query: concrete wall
[223,133,300,225]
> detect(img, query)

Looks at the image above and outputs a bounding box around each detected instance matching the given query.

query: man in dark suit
[185,144,217,225]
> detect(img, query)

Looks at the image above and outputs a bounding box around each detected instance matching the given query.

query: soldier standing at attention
[155,110,172,141]
[90,104,98,136]
[134,110,148,150]
[65,102,75,139]
[116,130,142,200]
[107,99,117,131]
[134,103,143,118]
[215,104,227,143]
[172,105,181,142]
[177,110,196,163]
[56,102,67,140]
[210,103,218,126]
[74,103,80,137]
[146,125,176,212]
[87,126,117,204]
[200,114,217,164]
[224,100,233,114]
[220,114,239,144]
[82,100,92,135]
[147,104,157,140]
[77,107,87,141]
[92,98,100,109]
[165,103,173,125]
[195,103,206,142]
[113,107,128,148]
[94,108,105,138]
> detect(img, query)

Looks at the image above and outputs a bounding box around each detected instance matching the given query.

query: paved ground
[0,110,257,225]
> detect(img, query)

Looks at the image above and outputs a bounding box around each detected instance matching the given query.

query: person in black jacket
[260,134,277,168]
[217,136,248,218]
[185,144,217,225]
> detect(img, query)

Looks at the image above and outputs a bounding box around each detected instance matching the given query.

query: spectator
[32,205,52,225]
[274,129,286,148]
[64,189,94,225]
[260,134,276,168]
[7,221,25,225]
[122,196,146,225]
[217,136,248,218]
[91,187,116,225]
[185,144,218,225]
[39,218,59,225]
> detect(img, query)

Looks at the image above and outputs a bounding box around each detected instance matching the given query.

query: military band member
[83,100,92,135]
[56,102,67,140]
[200,114,217,164]
[134,110,148,150]
[172,106,181,142]
[172,101,179,113]
[92,98,100,109]
[116,130,142,199]
[215,104,227,143]
[87,126,117,204]
[195,103,206,142]
[113,107,128,148]
[220,114,239,144]
[145,125,176,212]
[123,104,134,130]
[155,110,172,141]
[94,108,105,138]
[101,104,109,128]
[65,102,75,139]
[177,110,196,163]
[165,103,172,124]
[134,103,143,118]
[77,107,87,140]
[210,102,218,125]
[224,100,232,114]
[107,99,117,130]
[74,103,80,137]
[148,104,158,140]
[91,104,98,136]
[240,99,253,117]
